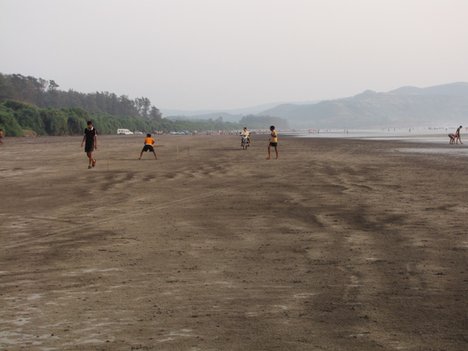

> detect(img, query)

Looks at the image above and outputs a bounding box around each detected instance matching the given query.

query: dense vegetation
[0,100,171,136]
[0,73,241,136]
[0,73,161,120]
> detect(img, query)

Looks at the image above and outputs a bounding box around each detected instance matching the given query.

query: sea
[288,127,468,156]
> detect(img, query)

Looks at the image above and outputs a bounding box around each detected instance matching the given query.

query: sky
[1,0,468,111]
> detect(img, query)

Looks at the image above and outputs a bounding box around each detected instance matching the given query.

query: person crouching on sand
[267,125,278,160]
[449,132,456,144]
[81,120,97,169]
[139,133,157,160]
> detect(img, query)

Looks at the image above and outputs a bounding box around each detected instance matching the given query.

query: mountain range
[164,82,468,129]
[262,82,468,128]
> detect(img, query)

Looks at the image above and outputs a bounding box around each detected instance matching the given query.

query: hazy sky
[1,0,468,110]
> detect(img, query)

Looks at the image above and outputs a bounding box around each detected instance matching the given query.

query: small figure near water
[139,133,157,160]
[267,125,278,160]
[81,121,97,169]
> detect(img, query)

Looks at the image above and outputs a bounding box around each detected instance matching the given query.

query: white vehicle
[117,128,134,135]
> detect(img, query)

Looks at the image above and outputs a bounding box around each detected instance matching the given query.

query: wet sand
[0,135,467,350]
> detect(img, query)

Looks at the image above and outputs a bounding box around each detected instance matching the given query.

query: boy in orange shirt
[139,133,157,160]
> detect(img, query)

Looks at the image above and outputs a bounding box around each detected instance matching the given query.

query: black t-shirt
[84,127,97,144]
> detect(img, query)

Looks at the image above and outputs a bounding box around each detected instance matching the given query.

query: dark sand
[0,134,467,350]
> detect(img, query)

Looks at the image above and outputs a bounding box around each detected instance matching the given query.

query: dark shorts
[142,144,154,152]
[269,142,278,147]
[85,143,94,153]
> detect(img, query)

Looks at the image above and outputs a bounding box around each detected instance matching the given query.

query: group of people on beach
[239,126,278,159]
[80,121,279,169]
[448,126,463,144]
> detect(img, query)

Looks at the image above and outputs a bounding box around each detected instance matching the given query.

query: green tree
[0,103,23,136]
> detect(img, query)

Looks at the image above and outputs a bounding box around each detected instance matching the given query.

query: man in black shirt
[81,120,98,169]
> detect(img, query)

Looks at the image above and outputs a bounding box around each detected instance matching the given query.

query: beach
[0,134,466,350]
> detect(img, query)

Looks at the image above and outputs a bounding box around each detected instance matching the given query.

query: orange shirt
[144,137,155,145]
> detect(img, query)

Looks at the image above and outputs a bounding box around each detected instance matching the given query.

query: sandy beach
[0,134,466,350]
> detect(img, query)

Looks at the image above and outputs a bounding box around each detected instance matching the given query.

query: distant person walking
[139,133,157,160]
[267,125,278,160]
[81,121,97,169]
[0,128,4,144]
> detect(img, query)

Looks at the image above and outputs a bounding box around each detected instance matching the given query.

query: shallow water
[294,128,467,145]
[397,147,468,156]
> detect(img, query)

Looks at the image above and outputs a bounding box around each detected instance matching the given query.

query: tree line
[0,100,170,137]
[0,73,162,120]
[0,73,242,136]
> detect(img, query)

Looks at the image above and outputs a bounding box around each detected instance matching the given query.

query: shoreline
[2,132,467,158]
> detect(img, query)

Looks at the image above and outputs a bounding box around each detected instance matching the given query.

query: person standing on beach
[139,133,157,160]
[81,120,97,169]
[267,125,278,160]
[455,125,463,144]
[0,128,4,144]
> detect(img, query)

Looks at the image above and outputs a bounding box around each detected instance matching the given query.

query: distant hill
[239,115,289,130]
[259,83,468,128]
[167,112,242,123]
[162,101,316,122]
[161,102,280,120]
[168,112,289,130]
[390,82,468,96]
